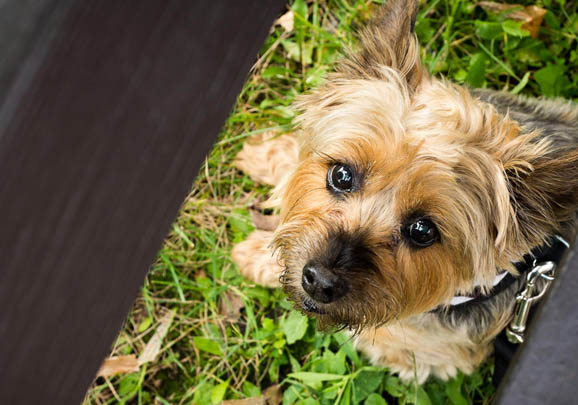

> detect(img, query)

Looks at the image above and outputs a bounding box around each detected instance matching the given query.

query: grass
[84,1,577,404]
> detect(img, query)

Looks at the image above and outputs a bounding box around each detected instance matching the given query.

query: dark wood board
[495,241,578,404]
[0,1,285,403]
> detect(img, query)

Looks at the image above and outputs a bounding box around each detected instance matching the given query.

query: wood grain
[495,241,578,403]
[0,1,284,403]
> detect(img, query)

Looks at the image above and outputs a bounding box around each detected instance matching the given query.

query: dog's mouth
[300,296,327,315]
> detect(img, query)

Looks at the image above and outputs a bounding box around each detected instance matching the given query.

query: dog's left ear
[340,0,425,90]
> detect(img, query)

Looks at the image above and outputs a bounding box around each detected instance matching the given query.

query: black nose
[301,264,348,304]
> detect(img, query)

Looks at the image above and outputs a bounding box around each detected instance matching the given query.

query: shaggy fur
[232,0,578,383]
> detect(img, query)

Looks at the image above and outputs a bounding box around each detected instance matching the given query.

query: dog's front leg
[234,133,298,187]
[232,133,298,287]
[231,230,282,287]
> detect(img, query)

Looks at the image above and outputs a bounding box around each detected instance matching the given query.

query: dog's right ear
[503,146,578,250]
[340,0,425,90]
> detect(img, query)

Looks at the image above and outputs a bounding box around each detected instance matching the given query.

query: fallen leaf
[219,289,245,322]
[478,2,546,38]
[96,355,139,377]
[138,309,174,365]
[520,6,547,38]
[221,385,281,405]
[222,399,265,405]
[263,384,282,405]
[250,209,280,232]
[276,10,294,32]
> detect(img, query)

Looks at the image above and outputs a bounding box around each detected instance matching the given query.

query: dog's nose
[301,264,348,304]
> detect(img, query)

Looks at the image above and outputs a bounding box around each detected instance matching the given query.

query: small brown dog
[232,0,578,383]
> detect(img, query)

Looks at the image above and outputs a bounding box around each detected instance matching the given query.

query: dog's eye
[404,218,439,248]
[327,164,354,193]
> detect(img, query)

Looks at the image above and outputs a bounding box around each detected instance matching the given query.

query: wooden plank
[495,241,578,404]
[0,1,285,403]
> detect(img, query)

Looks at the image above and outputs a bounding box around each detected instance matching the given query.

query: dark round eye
[327,164,354,192]
[405,218,439,248]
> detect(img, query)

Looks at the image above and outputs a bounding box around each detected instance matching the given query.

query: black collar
[444,235,569,310]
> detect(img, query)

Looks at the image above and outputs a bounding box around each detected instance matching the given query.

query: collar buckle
[506,261,556,344]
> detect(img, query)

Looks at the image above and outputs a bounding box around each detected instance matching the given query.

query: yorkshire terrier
[232,0,578,383]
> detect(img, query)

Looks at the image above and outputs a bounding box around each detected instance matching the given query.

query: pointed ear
[504,145,578,249]
[339,0,425,89]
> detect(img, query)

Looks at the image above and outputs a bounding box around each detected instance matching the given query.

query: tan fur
[231,230,282,288]
[233,0,578,383]
[235,133,298,187]
[354,314,494,383]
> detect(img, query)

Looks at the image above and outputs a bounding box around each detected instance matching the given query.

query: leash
[492,235,569,386]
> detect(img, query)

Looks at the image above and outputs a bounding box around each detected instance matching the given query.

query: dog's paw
[234,133,298,187]
[231,230,282,287]
[431,363,460,381]
[365,348,432,385]
[391,361,432,385]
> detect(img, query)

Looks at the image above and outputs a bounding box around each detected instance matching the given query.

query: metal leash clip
[505,261,556,344]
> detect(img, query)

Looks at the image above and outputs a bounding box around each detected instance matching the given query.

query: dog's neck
[447,235,569,308]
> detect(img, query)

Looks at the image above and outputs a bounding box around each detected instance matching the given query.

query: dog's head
[273,0,578,331]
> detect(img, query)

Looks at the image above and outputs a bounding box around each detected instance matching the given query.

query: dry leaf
[219,289,245,322]
[96,355,139,377]
[277,10,294,32]
[96,309,175,378]
[250,208,280,232]
[263,384,282,405]
[138,309,174,365]
[520,5,547,38]
[222,399,265,405]
[221,385,282,405]
[478,2,546,38]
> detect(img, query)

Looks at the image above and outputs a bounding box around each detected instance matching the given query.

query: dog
[232,0,578,383]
